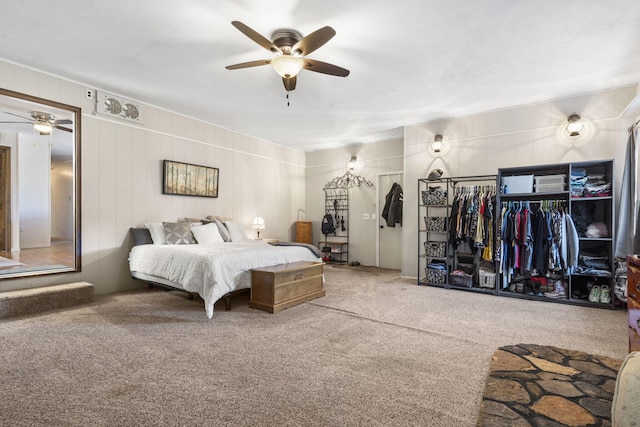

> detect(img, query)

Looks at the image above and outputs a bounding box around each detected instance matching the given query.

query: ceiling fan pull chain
[286,91,290,107]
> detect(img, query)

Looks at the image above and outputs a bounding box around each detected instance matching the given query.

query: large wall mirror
[0,88,80,279]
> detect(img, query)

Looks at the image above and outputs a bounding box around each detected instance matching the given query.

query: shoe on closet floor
[588,285,601,303]
[543,280,567,299]
[599,285,611,304]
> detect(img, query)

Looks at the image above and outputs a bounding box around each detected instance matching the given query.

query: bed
[128,226,322,318]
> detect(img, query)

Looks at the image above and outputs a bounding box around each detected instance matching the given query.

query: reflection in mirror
[0,88,80,278]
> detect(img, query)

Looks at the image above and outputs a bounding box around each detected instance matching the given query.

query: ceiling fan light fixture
[33,122,52,134]
[271,55,304,78]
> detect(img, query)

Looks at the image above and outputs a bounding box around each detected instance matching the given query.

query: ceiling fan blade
[53,125,73,133]
[292,26,336,56]
[2,111,33,121]
[231,21,282,55]
[0,121,31,124]
[282,76,297,91]
[225,59,272,70]
[303,59,350,77]
[52,119,73,125]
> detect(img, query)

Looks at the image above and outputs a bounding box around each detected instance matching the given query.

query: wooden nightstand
[296,221,312,244]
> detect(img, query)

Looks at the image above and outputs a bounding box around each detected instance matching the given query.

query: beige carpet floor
[0,266,628,426]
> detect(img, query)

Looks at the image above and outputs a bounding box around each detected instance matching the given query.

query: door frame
[376,171,404,268]
[0,146,10,252]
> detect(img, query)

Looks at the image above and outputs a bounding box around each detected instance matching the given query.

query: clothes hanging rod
[448,175,498,187]
[501,199,567,205]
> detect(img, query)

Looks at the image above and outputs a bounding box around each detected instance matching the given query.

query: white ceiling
[1,0,639,152]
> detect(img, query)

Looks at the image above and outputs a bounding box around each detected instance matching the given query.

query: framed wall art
[162,160,219,198]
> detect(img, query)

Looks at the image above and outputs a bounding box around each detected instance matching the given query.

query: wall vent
[95,91,145,125]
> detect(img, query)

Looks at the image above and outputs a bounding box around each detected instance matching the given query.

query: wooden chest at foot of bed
[250,261,325,313]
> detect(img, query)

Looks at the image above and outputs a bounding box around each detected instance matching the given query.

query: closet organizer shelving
[418,175,497,292]
[320,186,349,264]
[497,160,615,309]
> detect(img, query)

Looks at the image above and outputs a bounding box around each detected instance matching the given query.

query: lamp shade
[252,216,265,230]
[271,55,303,78]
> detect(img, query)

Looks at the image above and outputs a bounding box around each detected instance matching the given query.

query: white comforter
[129,240,321,318]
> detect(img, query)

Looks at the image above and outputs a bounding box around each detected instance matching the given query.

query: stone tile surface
[477,344,623,427]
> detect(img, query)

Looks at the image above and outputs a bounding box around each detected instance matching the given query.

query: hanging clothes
[449,184,496,259]
[499,200,578,281]
[615,124,640,257]
[382,183,403,227]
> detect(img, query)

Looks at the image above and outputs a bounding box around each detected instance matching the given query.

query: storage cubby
[496,160,615,309]
[418,179,450,286]
[418,175,497,293]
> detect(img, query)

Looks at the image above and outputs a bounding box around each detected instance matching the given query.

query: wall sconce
[347,156,358,171]
[566,114,583,137]
[252,216,265,239]
[432,134,444,153]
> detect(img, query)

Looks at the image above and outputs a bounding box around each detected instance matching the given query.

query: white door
[378,173,403,269]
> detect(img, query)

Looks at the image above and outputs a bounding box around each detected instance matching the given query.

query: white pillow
[145,222,166,245]
[224,221,249,242]
[191,223,225,245]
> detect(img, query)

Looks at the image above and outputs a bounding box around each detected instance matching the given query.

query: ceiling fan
[0,111,73,134]
[225,21,350,91]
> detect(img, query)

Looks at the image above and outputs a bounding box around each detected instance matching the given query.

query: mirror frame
[0,87,81,279]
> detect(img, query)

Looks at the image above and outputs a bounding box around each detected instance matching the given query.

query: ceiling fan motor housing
[271,29,302,54]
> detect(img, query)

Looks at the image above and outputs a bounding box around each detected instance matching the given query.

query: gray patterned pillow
[213,219,232,242]
[163,222,195,244]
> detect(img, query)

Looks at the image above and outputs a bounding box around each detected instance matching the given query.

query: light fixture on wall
[566,114,583,137]
[347,156,358,171]
[252,216,265,239]
[432,134,444,153]
[428,133,450,156]
[325,156,373,189]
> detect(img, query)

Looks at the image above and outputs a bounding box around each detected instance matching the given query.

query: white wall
[1,59,636,293]
[402,85,638,279]
[0,60,306,294]
[18,133,50,248]
[305,139,404,266]
[51,160,74,240]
